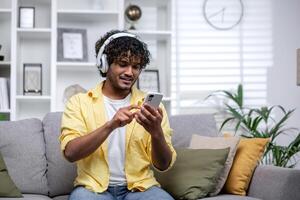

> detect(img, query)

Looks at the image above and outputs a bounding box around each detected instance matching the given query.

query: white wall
[269,0,300,167]
[269,0,300,132]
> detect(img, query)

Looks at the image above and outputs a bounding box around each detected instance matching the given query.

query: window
[172,0,273,117]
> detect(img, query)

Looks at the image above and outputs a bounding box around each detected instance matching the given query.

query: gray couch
[0,112,299,200]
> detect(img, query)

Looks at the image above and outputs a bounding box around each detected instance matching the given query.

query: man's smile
[120,76,134,85]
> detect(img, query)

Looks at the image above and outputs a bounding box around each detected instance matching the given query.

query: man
[59,30,176,200]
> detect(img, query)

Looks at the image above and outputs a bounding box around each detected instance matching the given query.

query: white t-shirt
[103,94,131,186]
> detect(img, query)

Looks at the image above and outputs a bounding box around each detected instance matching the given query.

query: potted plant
[208,84,300,168]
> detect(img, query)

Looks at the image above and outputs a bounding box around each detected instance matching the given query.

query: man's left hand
[134,103,163,136]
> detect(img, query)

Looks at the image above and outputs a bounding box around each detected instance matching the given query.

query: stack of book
[0,77,9,110]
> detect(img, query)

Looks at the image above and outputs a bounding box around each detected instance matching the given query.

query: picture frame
[137,69,160,92]
[57,28,88,62]
[23,63,42,96]
[19,7,35,28]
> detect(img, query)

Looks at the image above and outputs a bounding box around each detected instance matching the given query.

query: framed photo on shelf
[137,69,160,92]
[23,63,42,96]
[19,7,35,28]
[57,28,88,62]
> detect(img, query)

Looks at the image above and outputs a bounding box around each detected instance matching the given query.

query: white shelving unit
[1,0,173,120]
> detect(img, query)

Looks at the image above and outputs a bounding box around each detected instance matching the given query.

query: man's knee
[69,186,114,200]
[146,186,174,200]
[69,187,89,200]
[124,186,174,200]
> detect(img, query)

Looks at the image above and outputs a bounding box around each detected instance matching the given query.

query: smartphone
[143,92,163,109]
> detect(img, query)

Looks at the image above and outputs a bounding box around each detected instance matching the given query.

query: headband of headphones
[96,32,139,72]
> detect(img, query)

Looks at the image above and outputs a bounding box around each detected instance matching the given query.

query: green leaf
[234,120,242,134]
[269,109,294,139]
[219,117,235,132]
[236,84,243,108]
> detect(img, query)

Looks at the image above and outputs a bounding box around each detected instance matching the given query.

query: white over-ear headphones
[96,32,138,74]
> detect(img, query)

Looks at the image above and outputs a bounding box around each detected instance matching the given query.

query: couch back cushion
[169,114,218,148]
[43,112,76,197]
[0,118,48,195]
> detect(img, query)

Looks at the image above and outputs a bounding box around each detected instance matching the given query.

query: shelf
[17,28,51,32]
[126,0,171,7]
[128,30,172,40]
[58,9,118,15]
[21,0,50,3]
[16,95,51,102]
[57,9,119,22]
[0,61,11,67]
[17,28,51,39]
[0,109,10,113]
[57,62,97,71]
[0,9,11,13]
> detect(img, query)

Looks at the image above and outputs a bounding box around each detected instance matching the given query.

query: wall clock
[203,0,244,30]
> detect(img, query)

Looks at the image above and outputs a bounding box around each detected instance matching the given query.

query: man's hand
[135,103,172,171]
[109,104,139,130]
[134,103,163,137]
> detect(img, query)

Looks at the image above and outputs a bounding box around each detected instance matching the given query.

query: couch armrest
[247,165,300,200]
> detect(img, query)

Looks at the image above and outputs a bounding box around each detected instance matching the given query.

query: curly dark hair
[95,30,151,77]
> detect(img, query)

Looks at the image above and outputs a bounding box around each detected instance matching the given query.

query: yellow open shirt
[59,81,177,193]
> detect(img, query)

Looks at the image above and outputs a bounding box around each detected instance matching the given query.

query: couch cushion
[43,112,76,197]
[200,194,261,200]
[0,152,22,197]
[0,118,48,195]
[154,148,229,200]
[0,194,52,200]
[248,165,300,200]
[53,195,69,200]
[169,114,218,148]
[189,135,240,196]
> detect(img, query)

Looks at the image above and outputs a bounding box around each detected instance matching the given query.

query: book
[0,78,9,110]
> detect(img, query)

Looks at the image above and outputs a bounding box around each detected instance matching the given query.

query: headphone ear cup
[96,54,101,70]
[101,54,108,73]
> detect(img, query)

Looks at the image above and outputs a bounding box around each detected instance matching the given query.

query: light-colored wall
[269,0,300,167]
[269,0,300,133]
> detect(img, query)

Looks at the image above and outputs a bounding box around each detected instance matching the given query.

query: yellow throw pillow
[223,136,269,196]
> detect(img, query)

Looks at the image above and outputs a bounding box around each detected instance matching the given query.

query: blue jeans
[69,185,174,200]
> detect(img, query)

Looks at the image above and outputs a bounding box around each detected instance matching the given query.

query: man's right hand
[109,104,139,129]
[64,104,139,162]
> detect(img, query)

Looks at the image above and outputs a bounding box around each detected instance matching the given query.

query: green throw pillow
[154,148,229,200]
[0,152,22,197]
